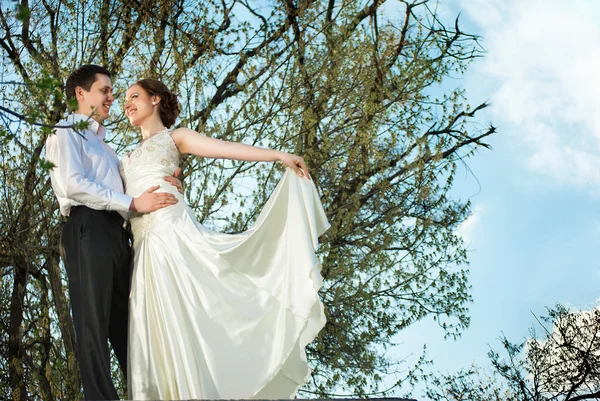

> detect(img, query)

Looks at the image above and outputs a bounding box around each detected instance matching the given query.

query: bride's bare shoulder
[171,127,197,136]
[170,128,213,154]
[170,127,198,144]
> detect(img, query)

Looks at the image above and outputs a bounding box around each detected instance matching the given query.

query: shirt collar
[67,113,107,140]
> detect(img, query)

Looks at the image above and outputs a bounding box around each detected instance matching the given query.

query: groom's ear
[75,86,86,101]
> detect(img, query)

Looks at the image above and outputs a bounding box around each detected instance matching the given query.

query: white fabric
[45,113,132,218]
[119,130,329,400]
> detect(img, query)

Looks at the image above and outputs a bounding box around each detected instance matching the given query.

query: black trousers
[60,206,132,400]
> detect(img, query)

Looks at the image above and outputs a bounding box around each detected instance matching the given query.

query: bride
[120,78,329,400]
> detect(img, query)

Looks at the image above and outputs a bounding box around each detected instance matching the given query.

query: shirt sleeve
[48,126,133,213]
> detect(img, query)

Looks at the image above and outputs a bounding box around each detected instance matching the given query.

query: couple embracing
[46,65,329,400]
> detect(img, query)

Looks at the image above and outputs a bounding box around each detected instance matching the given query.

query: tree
[425,305,600,401]
[0,0,493,399]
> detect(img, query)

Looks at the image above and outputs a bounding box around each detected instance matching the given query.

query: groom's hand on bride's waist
[163,167,184,194]
[129,185,179,213]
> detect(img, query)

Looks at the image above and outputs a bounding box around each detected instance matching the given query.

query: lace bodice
[119,129,180,186]
[119,129,182,238]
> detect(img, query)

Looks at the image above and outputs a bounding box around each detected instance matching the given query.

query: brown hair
[66,65,111,102]
[134,78,180,127]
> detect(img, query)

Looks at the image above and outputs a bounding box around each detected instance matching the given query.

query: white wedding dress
[119,129,329,400]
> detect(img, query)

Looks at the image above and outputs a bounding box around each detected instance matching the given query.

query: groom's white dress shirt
[46,113,132,219]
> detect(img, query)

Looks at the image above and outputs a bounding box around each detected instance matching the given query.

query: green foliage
[38,158,56,171]
[15,4,30,22]
[0,0,493,399]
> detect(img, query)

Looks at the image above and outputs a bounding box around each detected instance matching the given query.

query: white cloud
[457,205,485,244]
[459,0,600,189]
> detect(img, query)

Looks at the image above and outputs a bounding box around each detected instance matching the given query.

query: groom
[46,65,180,400]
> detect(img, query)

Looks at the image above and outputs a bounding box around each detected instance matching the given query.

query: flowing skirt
[126,169,329,400]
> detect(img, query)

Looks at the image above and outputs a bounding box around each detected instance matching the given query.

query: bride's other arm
[171,128,310,179]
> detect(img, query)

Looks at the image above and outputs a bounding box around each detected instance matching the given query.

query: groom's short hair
[65,65,111,102]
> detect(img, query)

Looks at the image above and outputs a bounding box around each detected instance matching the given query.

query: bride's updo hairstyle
[135,78,180,128]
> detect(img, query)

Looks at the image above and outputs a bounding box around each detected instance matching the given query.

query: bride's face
[124,84,157,127]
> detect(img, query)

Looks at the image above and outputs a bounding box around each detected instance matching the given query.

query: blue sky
[387,0,600,398]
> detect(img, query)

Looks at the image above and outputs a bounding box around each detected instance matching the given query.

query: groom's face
[77,73,114,123]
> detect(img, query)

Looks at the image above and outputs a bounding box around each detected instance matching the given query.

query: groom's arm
[46,126,132,214]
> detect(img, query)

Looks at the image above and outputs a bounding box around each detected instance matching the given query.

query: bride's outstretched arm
[170,127,310,179]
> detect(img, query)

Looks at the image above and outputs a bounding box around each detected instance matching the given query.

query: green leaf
[39,158,56,171]
[15,4,30,21]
